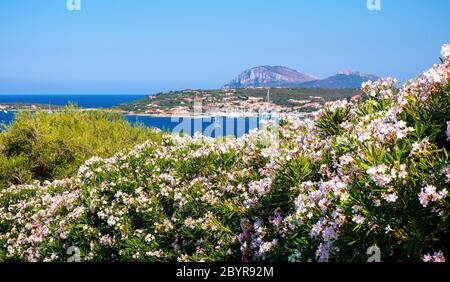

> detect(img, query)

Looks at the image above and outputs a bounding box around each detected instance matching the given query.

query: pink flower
[442,44,450,60]
[398,164,407,179]
[418,185,448,207]
[361,78,398,100]
[367,165,393,187]
[315,242,331,262]
[423,251,446,262]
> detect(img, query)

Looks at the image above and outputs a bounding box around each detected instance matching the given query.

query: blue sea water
[0,95,267,137]
[0,95,145,108]
[0,111,266,138]
[0,112,14,127]
[125,115,268,138]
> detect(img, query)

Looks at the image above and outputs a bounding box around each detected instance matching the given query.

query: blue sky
[0,0,449,94]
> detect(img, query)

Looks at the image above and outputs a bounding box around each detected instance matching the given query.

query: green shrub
[0,155,34,188]
[0,106,161,190]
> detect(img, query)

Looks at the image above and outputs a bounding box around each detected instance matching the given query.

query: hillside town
[117,87,360,116]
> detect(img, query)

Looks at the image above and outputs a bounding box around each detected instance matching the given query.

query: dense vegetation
[0,107,161,191]
[0,45,448,262]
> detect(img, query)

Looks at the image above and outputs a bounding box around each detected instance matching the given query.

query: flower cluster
[418,185,448,207]
[423,251,446,262]
[362,77,398,100]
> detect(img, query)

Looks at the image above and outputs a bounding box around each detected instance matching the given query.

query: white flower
[146,250,163,257]
[446,121,450,141]
[144,234,155,242]
[442,166,450,183]
[107,216,118,226]
[352,215,365,224]
[442,44,450,59]
[384,225,393,234]
[351,205,361,214]
[381,190,398,203]
[398,164,407,179]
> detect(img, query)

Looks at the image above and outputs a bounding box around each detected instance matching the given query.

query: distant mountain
[224,66,319,88]
[224,67,379,89]
[298,70,379,89]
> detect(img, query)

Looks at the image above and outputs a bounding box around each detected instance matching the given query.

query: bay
[0,95,271,137]
[0,112,268,138]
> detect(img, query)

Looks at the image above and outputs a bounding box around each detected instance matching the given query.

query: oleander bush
[0,106,162,191]
[0,45,449,262]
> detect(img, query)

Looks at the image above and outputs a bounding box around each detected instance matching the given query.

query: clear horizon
[1,0,449,95]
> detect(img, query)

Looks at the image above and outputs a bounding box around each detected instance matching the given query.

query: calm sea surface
[0,94,145,108]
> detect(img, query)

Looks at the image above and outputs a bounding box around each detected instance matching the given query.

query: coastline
[122,111,310,119]
[0,104,311,119]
